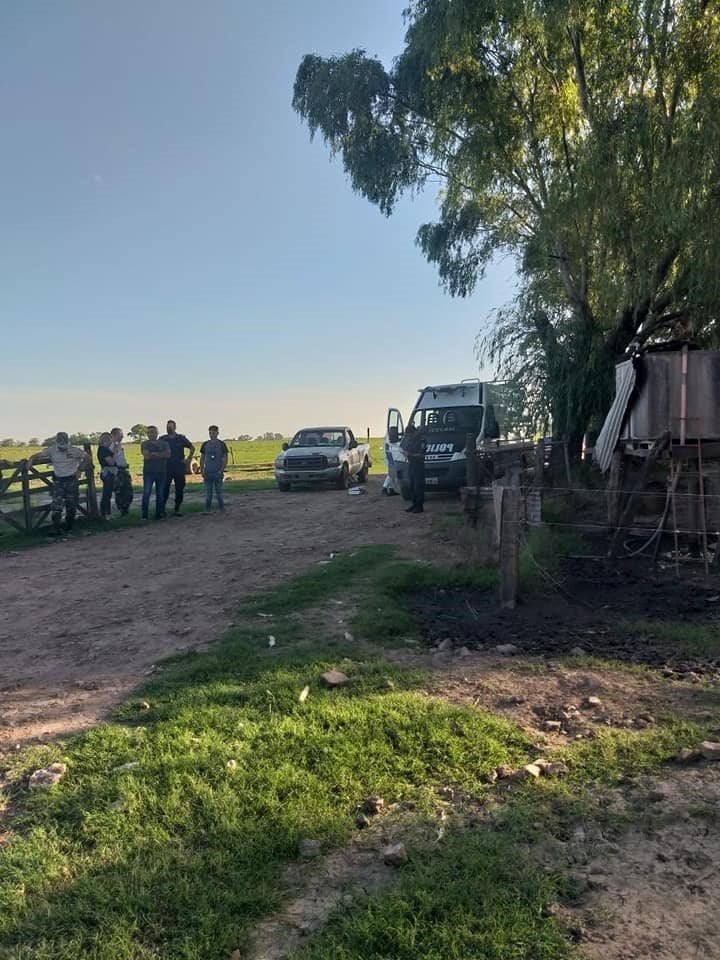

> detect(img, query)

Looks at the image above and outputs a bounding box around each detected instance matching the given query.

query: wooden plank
[0,508,25,532]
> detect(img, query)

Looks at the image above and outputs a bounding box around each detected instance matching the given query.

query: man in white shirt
[28,432,90,532]
[110,427,134,515]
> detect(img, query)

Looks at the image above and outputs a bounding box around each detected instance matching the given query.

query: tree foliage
[128,424,149,442]
[294,0,720,439]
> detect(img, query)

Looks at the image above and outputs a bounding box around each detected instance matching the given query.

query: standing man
[200,425,228,513]
[160,420,195,516]
[28,432,90,533]
[400,423,427,514]
[140,426,170,520]
[110,427,134,515]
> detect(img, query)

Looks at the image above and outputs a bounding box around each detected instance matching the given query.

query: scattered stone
[383,842,408,866]
[535,759,569,777]
[343,631,354,642]
[569,647,587,657]
[267,636,276,648]
[364,795,385,815]
[226,759,237,770]
[320,670,350,688]
[110,798,127,812]
[298,838,321,859]
[355,812,370,829]
[298,685,310,703]
[113,761,140,773]
[685,672,702,683]
[139,701,151,710]
[699,740,720,761]
[436,638,453,652]
[512,763,542,781]
[495,764,515,780]
[495,644,518,655]
[439,786,455,801]
[457,646,471,657]
[483,769,499,784]
[581,696,602,710]
[28,762,66,790]
[637,712,655,723]
[542,720,563,732]
[675,747,700,763]
[648,789,668,803]
[384,679,396,690]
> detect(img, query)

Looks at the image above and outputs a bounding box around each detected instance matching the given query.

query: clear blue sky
[0,0,516,441]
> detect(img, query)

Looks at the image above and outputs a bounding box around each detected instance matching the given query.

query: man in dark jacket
[160,420,195,516]
[400,423,426,513]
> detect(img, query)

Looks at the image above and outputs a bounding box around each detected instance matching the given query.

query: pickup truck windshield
[291,430,346,447]
[410,407,483,431]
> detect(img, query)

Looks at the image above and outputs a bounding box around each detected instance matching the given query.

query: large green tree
[293,0,720,442]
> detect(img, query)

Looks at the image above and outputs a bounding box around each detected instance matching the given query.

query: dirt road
[0,480,446,748]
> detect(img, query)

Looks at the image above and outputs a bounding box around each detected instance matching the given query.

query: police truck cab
[384,380,503,499]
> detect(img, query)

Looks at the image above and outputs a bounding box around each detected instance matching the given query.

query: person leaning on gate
[140,426,171,520]
[97,432,117,519]
[27,432,90,533]
[400,422,427,514]
[159,419,195,517]
[200,425,228,513]
[110,427,134,515]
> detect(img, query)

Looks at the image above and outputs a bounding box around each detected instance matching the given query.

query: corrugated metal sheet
[594,360,636,473]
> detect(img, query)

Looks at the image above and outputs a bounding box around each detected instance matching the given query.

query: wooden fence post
[499,483,520,609]
[21,462,32,533]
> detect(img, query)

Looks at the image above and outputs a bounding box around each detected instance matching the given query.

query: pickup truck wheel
[337,464,350,489]
[356,458,369,483]
[400,485,412,501]
[277,481,292,492]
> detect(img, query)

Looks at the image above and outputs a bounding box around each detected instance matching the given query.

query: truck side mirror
[282,442,289,451]
[388,427,399,444]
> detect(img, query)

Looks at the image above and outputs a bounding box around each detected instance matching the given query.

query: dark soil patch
[413,558,720,676]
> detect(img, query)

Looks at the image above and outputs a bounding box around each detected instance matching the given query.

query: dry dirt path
[0,480,450,749]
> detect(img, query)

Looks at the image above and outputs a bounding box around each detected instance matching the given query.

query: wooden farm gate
[0,444,99,534]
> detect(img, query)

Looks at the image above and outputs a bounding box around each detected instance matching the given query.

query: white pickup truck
[274,427,371,491]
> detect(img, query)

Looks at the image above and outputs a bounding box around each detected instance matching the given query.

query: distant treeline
[0,431,288,448]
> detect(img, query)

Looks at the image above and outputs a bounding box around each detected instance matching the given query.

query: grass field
[1,438,386,479]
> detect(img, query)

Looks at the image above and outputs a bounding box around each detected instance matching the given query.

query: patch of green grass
[623,618,720,657]
[0,612,530,959]
[292,826,574,960]
[243,546,399,616]
[560,717,707,787]
[353,559,498,645]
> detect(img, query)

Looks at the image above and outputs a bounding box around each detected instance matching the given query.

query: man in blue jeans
[200,425,228,512]
[141,426,170,519]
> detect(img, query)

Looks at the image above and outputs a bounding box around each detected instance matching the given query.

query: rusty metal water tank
[620,349,720,441]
